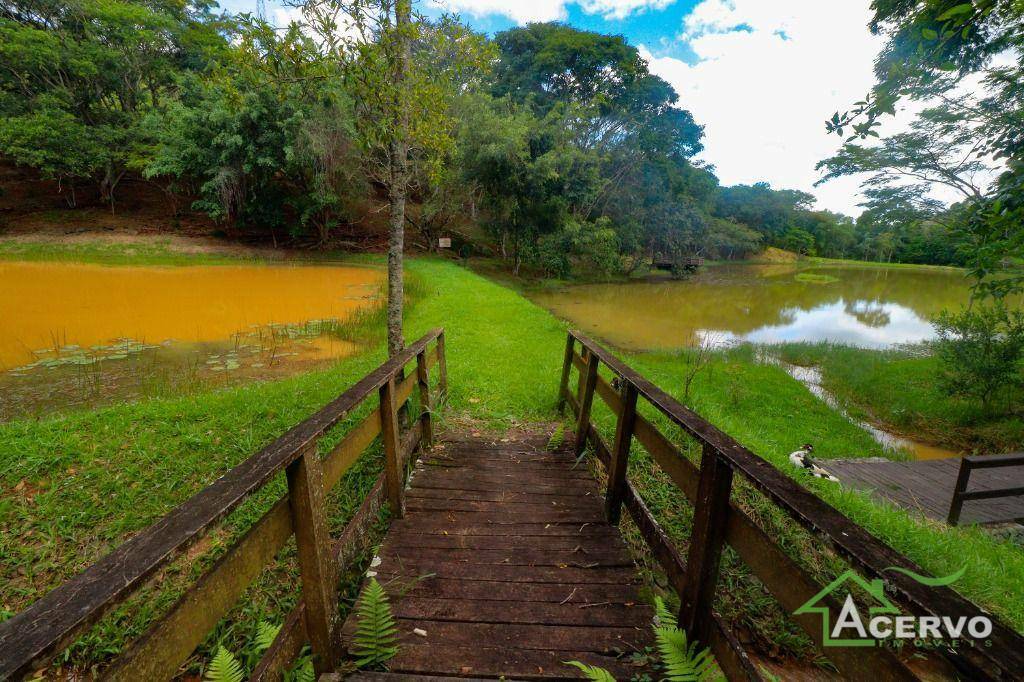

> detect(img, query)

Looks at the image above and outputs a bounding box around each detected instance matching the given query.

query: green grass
[0,237,384,268]
[2,251,1023,671]
[778,343,1024,454]
[805,256,964,273]
[793,272,839,284]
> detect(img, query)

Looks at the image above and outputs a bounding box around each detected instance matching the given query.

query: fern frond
[654,596,676,629]
[563,660,616,681]
[255,621,282,652]
[653,623,719,682]
[353,578,399,668]
[204,645,244,682]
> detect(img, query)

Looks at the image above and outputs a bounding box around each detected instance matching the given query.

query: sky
[221,0,932,216]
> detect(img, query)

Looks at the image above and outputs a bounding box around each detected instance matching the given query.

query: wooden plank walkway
[338,430,654,681]
[826,457,1024,525]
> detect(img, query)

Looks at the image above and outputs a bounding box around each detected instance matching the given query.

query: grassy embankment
[2,245,1023,673]
[779,344,1024,454]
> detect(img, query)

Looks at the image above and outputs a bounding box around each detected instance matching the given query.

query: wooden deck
[338,430,654,681]
[826,457,1024,525]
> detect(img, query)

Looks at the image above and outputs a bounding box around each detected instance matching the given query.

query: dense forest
[0,0,1017,277]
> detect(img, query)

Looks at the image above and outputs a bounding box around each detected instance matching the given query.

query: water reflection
[532,264,974,350]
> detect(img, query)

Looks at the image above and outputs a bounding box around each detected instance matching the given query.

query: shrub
[933,304,1024,412]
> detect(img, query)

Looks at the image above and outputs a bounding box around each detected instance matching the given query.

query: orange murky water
[0,261,383,370]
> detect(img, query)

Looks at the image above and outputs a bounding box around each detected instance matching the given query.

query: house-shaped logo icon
[794,570,901,647]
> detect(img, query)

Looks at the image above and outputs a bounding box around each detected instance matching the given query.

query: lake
[0,260,383,418]
[531,263,973,351]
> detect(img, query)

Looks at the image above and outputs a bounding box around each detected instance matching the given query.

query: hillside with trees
[0,0,990,276]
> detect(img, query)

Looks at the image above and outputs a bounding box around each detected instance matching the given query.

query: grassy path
[2,254,1022,670]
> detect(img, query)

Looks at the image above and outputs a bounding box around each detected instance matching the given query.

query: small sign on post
[438,237,452,249]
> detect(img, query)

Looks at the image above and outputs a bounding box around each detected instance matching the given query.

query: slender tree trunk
[386,0,412,357]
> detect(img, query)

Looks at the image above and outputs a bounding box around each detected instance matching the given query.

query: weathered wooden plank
[372,561,640,585]
[396,509,607,525]
[348,619,647,653]
[679,445,733,642]
[286,444,340,675]
[605,381,638,524]
[408,475,602,496]
[378,547,633,568]
[405,487,598,504]
[384,532,618,553]
[557,333,575,414]
[416,349,434,448]
[322,409,381,491]
[0,329,442,681]
[380,377,405,520]
[387,643,646,680]
[435,332,448,401]
[389,597,651,628]
[369,576,641,604]
[403,498,605,515]
[345,673,511,682]
[573,350,600,457]
[388,516,618,536]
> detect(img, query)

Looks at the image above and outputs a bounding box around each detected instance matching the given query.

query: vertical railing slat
[416,349,434,448]
[679,443,733,646]
[436,332,449,402]
[947,458,972,526]
[379,376,405,518]
[285,441,340,676]
[605,381,638,524]
[573,349,600,457]
[557,334,575,413]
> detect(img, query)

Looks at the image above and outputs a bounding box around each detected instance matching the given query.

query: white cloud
[579,0,674,20]
[427,0,670,23]
[427,0,567,23]
[641,0,921,216]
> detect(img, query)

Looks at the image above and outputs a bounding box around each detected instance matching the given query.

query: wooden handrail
[0,328,446,681]
[948,452,1024,525]
[560,330,1024,681]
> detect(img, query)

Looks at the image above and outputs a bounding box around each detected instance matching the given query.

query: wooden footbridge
[3,328,1024,681]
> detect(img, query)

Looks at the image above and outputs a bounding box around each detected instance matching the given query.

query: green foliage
[934,303,1024,411]
[652,598,720,682]
[352,578,399,668]
[0,0,229,204]
[563,660,616,681]
[204,646,244,682]
[255,620,282,651]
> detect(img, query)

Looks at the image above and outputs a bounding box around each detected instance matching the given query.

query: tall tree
[827,0,1024,295]
[817,102,993,201]
[296,0,489,354]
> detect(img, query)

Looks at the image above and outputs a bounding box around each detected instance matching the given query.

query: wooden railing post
[605,380,638,524]
[416,348,434,448]
[557,334,574,413]
[947,457,972,526]
[679,443,733,645]
[285,441,340,675]
[436,332,448,402]
[379,376,404,519]
[574,348,600,457]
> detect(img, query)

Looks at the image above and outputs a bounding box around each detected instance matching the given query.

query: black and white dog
[788,444,838,482]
